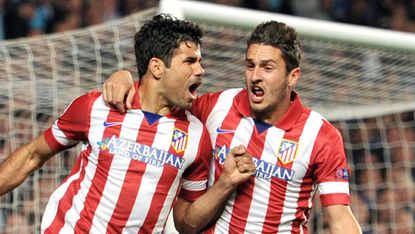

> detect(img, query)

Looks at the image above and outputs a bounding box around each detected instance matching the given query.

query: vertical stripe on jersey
[138,118,191,234]
[122,117,176,233]
[91,110,145,233]
[43,96,108,233]
[213,117,254,234]
[205,88,242,187]
[227,117,266,233]
[41,154,85,232]
[71,107,126,232]
[247,127,284,234]
[280,111,323,233]
[150,111,204,233]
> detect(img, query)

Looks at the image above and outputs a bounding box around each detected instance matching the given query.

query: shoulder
[307,110,343,142]
[197,88,243,102]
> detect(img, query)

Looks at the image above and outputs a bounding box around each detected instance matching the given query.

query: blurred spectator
[291,0,331,20]
[29,0,52,36]
[2,211,29,234]
[242,0,294,14]
[4,0,36,39]
[395,206,414,234]
[119,0,158,15]
[0,0,5,40]
[2,0,415,41]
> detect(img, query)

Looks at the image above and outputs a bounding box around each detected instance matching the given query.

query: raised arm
[173,145,255,234]
[102,70,135,113]
[324,205,362,234]
[0,134,58,195]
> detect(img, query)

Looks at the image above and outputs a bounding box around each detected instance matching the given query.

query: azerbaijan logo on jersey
[213,144,295,181]
[277,139,299,164]
[97,136,185,169]
[171,128,188,153]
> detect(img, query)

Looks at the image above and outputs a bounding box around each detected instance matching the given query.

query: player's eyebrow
[245,58,277,65]
[184,56,202,63]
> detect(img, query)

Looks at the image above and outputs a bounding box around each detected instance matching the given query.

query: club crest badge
[171,128,188,153]
[277,139,299,164]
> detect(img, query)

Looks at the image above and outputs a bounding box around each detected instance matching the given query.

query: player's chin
[178,100,193,110]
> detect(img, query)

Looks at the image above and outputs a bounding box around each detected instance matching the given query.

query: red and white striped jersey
[191,88,351,234]
[41,82,211,233]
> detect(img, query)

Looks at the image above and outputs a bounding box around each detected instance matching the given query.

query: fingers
[232,145,255,175]
[230,145,247,157]
[102,82,112,108]
[101,70,135,113]
[126,87,136,110]
[235,155,256,174]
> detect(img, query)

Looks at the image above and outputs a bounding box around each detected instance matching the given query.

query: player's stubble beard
[250,76,290,122]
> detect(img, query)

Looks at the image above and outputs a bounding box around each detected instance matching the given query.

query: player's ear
[148,57,164,79]
[288,67,300,87]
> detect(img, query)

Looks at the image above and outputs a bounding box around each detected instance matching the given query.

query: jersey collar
[235,89,304,131]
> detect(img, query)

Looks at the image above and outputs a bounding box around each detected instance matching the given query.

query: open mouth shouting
[188,80,202,101]
[250,85,265,103]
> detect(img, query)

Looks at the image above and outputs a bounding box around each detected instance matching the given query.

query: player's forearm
[329,221,362,234]
[0,135,54,195]
[175,178,236,234]
[325,205,362,234]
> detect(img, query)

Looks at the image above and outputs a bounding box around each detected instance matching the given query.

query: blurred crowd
[0,0,414,233]
[0,0,158,40]
[210,0,415,33]
[333,111,415,234]
[1,0,415,41]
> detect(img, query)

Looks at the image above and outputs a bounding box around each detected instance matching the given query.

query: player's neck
[252,93,292,125]
[138,81,171,116]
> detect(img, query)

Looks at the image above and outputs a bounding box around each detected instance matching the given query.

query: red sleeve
[43,92,101,151]
[178,126,212,201]
[190,92,221,124]
[313,121,350,206]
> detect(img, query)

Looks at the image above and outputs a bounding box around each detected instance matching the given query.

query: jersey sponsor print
[41,85,211,233]
[191,88,350,233]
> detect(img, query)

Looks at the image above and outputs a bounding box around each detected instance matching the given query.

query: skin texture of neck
[138,77,172,116]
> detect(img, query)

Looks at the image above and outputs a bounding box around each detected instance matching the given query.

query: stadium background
[0,0,414,233]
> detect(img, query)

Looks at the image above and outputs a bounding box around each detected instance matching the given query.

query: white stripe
[215,116,254,234]
[206,89,243,147]
[89,110,144,233]
[41,159,84,232]
[205,89,243,187]
[160,111,206,233]
[279,111,323,232]
[245,127,284,234]
[59,97,109,233]
[319,181,349,195]
[181,179,208,191]
[51,120,78,146]
[123,117,175,233]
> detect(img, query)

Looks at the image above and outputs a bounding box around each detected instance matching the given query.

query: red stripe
[139,121,190,233]
[106,117,153,233]
[291,174,314,233]
[138,166,178,234]
[74,110,125,232]
[106,160,146,233]
[262,127,306,233]
[44,93,99,232]
[228,129,266,233]
[205,97,243,233]
[43,149,90,233]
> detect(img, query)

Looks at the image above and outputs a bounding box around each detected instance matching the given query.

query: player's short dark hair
[134,14,203,78]
[247,21,301,73]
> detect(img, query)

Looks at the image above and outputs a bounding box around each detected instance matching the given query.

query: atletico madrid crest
[171,128,188,153]
[277,139,299,164]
